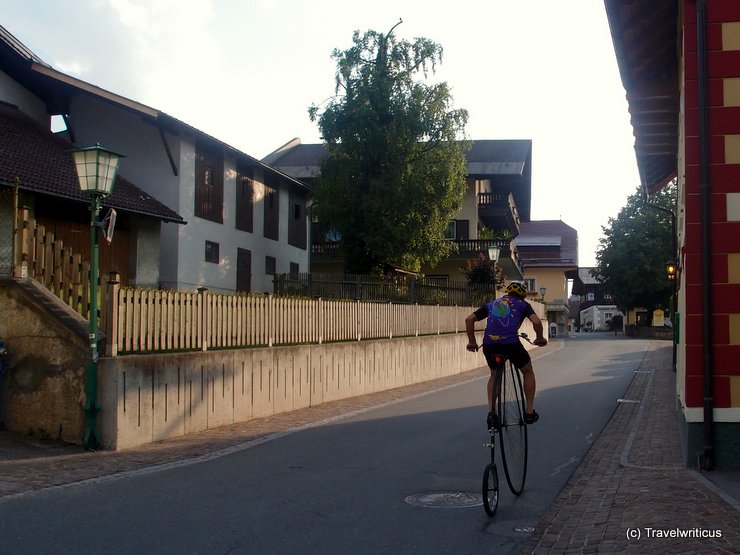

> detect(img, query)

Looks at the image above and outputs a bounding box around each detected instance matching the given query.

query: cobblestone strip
[522,343,740,554]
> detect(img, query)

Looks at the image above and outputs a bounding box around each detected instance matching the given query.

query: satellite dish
[102,209,117,244]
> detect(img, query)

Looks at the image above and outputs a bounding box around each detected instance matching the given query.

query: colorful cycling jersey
[474,295,535,345]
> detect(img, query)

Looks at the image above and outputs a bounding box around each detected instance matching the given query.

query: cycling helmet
[505,281,527,298]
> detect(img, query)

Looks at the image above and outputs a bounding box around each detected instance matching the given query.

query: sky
[1,0,641,267]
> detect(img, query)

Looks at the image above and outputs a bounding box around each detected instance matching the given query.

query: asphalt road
[0,335,651,555]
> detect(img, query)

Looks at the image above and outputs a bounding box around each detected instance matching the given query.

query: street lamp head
[72,144,125,197]
[487,245,500,263]
[539,286,546,299]
[665,259,677,281]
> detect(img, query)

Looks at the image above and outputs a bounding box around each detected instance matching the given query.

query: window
[236,248,251,292]
[265,255,277,275]
[288,189,307,249]
[425,275,449,285]
[194,147,223,223]
[205,241,219,264]
[264,174,279,240]
[455,220,469,240]
[290,262,300,275]
[445,220,468,240]
[236,168,254,232]
[523,278,536,292]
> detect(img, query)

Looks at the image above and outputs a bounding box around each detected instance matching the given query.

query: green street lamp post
[72,144,125,450]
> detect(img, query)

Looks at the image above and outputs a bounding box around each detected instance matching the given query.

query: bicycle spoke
[497,362,528,495]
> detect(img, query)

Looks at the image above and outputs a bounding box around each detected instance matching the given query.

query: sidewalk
[522,341,740,554]
[1,340,739,554]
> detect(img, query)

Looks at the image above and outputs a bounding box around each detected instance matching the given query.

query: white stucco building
[1,25,311,294]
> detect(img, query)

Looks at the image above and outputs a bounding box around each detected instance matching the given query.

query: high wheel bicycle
[481,333,531,516]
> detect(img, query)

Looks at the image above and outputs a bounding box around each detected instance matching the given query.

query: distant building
[580,305,623,333]
[517,220,578,336]
[265,138,532,281]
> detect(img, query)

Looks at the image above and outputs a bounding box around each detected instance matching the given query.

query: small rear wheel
[482,463,499,516]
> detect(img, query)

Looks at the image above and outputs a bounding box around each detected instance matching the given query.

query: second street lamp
[72,144,125,450]
[666,259,677,280]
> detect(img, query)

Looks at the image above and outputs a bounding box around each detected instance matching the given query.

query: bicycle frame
[481,334,533,515]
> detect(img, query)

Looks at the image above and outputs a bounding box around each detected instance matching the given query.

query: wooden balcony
[448,239,524,280]
[311,239,524,280]
[477,192,520,238]
[311,241,341,257]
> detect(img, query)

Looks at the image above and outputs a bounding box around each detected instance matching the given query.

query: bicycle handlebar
[466,332,546,352]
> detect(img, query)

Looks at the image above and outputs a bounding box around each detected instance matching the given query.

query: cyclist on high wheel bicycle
[465,281,548,430]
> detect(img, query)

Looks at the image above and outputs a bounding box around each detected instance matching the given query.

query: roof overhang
[31,62,159,118]
[604,0,680,195]
[0,28,311,195]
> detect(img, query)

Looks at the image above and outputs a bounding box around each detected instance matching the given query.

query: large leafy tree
[309,23,469,274]
[594,181,677,315]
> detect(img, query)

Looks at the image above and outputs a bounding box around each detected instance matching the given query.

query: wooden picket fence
[13,207,110,327]
[11,207,487,357]
[104,282,481,356]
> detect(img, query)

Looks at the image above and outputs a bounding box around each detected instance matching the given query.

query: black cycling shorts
[482,342,531,370]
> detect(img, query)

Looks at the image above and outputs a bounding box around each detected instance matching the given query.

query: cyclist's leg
[482,345,502,430]
[519,361,536,415]
[510,343,537,417]
[487,370,494,412]
[482,345,497,411]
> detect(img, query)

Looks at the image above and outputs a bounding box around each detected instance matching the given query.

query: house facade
[516,220,579,337]
[265,138,531,282]
[606,1,740,468]
[0,29,182,287]
[1,25,311,294]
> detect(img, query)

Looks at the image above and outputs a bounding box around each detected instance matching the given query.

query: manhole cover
[514,526,536,534]
[404,491,482,509]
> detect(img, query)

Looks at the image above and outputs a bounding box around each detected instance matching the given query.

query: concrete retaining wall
[0,278,88,443]
[1,277,545,450]
[98,333,478,450]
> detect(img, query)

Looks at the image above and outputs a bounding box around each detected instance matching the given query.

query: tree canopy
[308,23,469,274]
[594,181,677,315]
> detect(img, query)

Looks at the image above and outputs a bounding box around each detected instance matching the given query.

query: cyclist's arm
[465,309,486,351]
[527,313,548,346]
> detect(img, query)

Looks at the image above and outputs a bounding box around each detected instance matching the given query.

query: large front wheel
[496,362,528,495]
